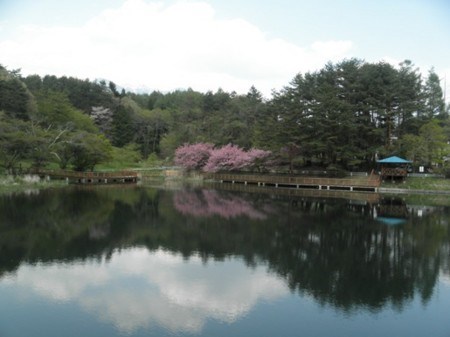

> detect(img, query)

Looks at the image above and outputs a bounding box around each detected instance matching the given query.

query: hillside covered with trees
[0,59,448,173]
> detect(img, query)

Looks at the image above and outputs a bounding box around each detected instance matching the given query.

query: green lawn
[382,177,450,191]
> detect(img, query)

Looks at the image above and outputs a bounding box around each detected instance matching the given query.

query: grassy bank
[0,174,67,195]
[381,177,450,191]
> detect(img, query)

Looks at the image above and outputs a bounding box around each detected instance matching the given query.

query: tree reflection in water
[173,189,269,219]
[0,186,449,314]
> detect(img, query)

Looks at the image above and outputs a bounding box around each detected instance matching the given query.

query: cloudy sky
[1,0,449,98]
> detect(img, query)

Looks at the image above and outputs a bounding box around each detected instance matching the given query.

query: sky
[0,0,449,99]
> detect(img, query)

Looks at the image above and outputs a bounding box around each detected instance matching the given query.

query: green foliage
[399,133,427,164]
[112,105,134,147]
[34,90,98,132]
[104,144,142,169]
[264,59,446,170]
[419,120,448,165]
[0,114,34,171]
[69,132,113,171]
[34,75,114,113]
[423,68,446,119]
[134,108,170,158]
[0,60,448,173]
[399,119,449,167]
[0,66,36,120]
[142,152,165,167]
[159,132,180,159]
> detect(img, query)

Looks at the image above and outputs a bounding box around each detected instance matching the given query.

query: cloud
[6,247,288,334]
[441,274,450,286]
[0,0,353,96]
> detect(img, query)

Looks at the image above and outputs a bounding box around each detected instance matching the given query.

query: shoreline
[2,171,450,197]
[378,187,450,195]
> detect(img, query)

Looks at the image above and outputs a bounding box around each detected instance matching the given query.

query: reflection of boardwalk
[33,169,139,184]
[207,182,381,204]
[205,173,380,192]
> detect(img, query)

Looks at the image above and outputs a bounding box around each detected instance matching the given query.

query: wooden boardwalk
[32,169,139,184]
[205,173,380,192]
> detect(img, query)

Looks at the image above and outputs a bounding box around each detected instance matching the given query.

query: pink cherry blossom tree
[174,142,214,171]
[174,142,272,172]
[203,144,250,172]
[246,148,272,172]
[203,144,272,172]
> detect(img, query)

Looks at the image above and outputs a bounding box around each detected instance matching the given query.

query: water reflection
[5,248,287,334]
[174,189,271,219]
[0,186,449,333]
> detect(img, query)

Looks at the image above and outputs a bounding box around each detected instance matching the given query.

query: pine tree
[423,68,446,119]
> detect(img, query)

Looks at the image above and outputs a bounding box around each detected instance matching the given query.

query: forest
[0,59,448,172]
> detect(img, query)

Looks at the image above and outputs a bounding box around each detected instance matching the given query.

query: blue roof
[377,156,411,164]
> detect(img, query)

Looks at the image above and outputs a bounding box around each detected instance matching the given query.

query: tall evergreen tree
[394,60,424,135]
[423,68,446,119]
[112,105,134,147]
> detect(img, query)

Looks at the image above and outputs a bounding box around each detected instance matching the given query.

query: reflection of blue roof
[377,156,411,164]
[377,217,407,226]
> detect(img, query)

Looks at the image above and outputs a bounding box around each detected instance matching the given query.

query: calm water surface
[0,185,449,337]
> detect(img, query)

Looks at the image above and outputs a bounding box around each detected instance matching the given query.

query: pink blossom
[175,142,271,172]
[203,144,250,172]
[203,144,272,172]
[174,143,214,170]
[246,148,271,170]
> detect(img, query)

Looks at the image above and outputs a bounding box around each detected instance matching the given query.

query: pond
[0,185,449,337]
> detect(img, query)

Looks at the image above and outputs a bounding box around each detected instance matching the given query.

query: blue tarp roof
[376,156,411,164]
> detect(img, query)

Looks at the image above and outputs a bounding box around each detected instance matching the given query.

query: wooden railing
[381,167,407,177]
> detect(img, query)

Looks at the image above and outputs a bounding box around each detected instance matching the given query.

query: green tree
[134,108,170,158]
[399,133,427,164]
[0,116,30,171]
[0,65,36,120]
[0,113,49,171]
[69,132,113,171]
[360,62,400,150]
[423,68,446,119]
[394,60,424,136]
[34,91,98,132]
[39,75,114,113]
[419,120,448,166]
[111,105,134,147]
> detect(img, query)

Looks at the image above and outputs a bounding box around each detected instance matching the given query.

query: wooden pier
[205,173,380,192]
[33,169,139,185]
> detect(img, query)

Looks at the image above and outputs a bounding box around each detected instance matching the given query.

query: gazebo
[377,156,411,181]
